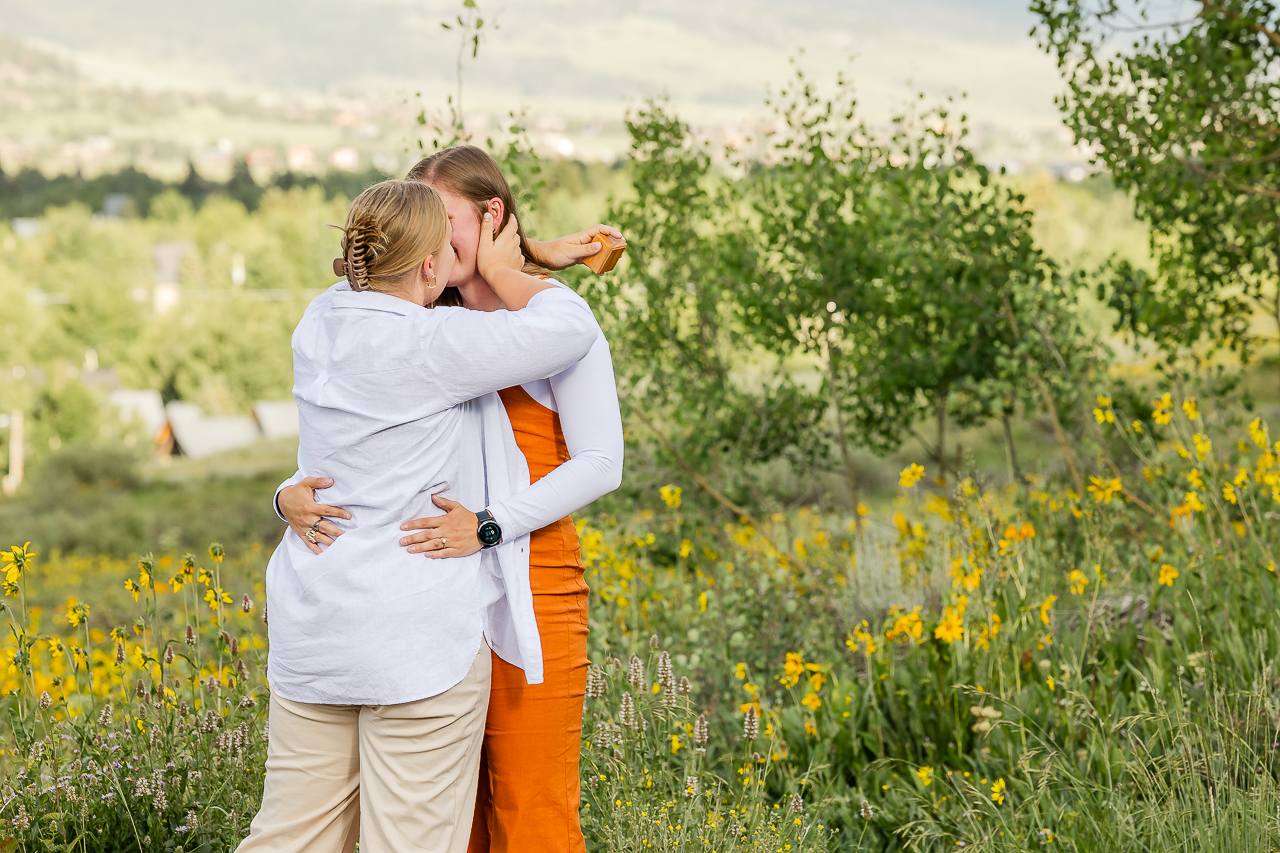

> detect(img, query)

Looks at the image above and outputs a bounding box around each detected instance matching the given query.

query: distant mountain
[0,0,1063,129]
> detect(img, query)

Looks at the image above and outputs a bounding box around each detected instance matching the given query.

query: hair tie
[332,257,348,278]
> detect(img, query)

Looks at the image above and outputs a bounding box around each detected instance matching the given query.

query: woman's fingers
[298,476,335,490]
[314,504,352,521]
[431,495,461,511]
[317,520,345,538]
[400,529,440,549]
[293,524,323,555]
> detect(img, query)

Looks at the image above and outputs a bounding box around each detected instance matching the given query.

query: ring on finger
[305,528,318,545]
[440,537,447,548]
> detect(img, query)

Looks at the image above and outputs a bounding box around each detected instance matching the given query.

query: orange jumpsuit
[468,385,590,853]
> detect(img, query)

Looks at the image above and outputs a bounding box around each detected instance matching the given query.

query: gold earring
[426,272,439,289]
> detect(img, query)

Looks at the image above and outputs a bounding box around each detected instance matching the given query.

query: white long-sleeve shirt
[265,282,596,706]
[484,286,624,539]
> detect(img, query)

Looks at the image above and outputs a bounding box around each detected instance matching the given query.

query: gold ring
[305,528,318,544]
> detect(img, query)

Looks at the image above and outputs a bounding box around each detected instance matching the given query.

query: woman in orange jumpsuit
[278,146,624,853]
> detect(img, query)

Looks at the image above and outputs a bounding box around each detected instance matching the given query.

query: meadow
[1,386,1277,851]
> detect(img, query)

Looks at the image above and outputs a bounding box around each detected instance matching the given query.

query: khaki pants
[237,645,492,853]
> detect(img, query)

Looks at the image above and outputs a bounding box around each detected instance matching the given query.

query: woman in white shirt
[238,179,600,853]
[278,146,624,853]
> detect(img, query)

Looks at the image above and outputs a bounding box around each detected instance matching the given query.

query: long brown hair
[334,180,448,294]
[405,146,547,306]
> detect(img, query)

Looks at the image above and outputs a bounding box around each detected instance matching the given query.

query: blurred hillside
[0,1,1084,175]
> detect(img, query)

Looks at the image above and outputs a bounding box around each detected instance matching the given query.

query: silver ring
[440,538,447,547]
[305,528,318,544]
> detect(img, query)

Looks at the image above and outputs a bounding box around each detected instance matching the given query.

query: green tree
[753,69,1097,491]
[593,102,826,518]
[1033,0,1280,388]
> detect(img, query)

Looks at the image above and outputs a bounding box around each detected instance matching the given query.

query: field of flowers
[0,394,1278,852]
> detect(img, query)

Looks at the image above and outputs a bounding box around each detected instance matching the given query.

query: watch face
[478,521,502,547]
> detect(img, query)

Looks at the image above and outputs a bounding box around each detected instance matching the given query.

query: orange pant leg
[469,565,589,853]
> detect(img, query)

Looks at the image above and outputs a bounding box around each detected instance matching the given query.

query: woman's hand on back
[529,224,625,270]
[399,495,482,558]
[279,478,352,555]
[476,212,525,284]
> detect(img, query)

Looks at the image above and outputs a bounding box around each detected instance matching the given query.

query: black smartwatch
[476,509,503,549]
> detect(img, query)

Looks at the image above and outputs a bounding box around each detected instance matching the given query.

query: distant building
[245,146,278,171]
[165,401,260,460]
[286,145,319,173]
[152,241,191,315]
[329,147,360,172]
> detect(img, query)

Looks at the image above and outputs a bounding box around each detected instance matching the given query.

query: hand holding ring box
[584,233,627,274]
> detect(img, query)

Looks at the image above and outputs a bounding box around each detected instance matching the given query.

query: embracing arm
[485,333,623,539]
[400,324,624,555]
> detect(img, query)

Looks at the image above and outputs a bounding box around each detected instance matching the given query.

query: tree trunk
[935,391,947,485]
[1002,410,1020,483]
[826,339,862,529]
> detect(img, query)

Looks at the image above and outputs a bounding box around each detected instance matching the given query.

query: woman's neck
[457,273,503,312]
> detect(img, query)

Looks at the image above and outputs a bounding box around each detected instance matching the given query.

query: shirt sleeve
[272,470,306,522]
[484,329,625,540]
[424,287,599,406]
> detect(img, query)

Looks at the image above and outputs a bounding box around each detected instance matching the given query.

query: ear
[486,197,505,227]
[422,253,436,280]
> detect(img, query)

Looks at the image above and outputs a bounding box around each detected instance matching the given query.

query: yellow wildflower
[991,778,1006,805]
[1187,470,1204,489]
[900,463,926,488]
[916,766,934,787]
[1039,595,1057,626]
[1068,570,1089,595]
[659,485,682,508]
[1235,468,1250,486]
[735,662,747,680]
[808,672,825,692]
[1192,433,1212,460]
[698,591,708,613]
[1183,398,1199,420]
[1132,420,1144,434]
[66,600,90,627]
[1046,675,1055,690]
[1249,417,1268,448]
[1152,393,1172,425]
[1158,564,1179,587]
[801,692,821,711]
[1092,407,1115,424]
[934,607,965,644]
[1086,476,1122,504]
[886,609,924,642]
[1223,484,1238,505]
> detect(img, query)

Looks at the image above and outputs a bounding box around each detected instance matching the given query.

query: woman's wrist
[486,267,554,310]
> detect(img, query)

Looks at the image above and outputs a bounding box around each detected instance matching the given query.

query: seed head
[649,634,659,648]
[657,651,674,688]
[219,630,231,647]
[744,706,759,741]
[626,655,644,687]
[262,602,268,624]
[38,691,51,710]
[97,703,113,726]
[179,701,189,717]
[679,676,691,694]
[620,692,637,729]
[694,713,709,746]
[861,799,874,820]
[239,695,257,709]
[164,646,175,665]
[236,658,248,678]
[229,636,239,656]
[585,666,606,699]
[241,594,253,614]
[115,641,125,665]
[661,681,677,709]
[13,803,29,830]
[789,792,804,815]
[185,624,196,646]
[134,679,146,698]
[685,775,699,798]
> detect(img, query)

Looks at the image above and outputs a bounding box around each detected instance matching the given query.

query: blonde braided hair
[329,180,447,295]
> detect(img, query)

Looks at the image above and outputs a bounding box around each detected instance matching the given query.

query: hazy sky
[1,0,1065,130]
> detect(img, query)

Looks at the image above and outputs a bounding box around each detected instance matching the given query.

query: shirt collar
[329,288,422,316]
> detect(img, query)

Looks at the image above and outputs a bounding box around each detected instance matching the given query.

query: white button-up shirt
[265,282,597,706]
